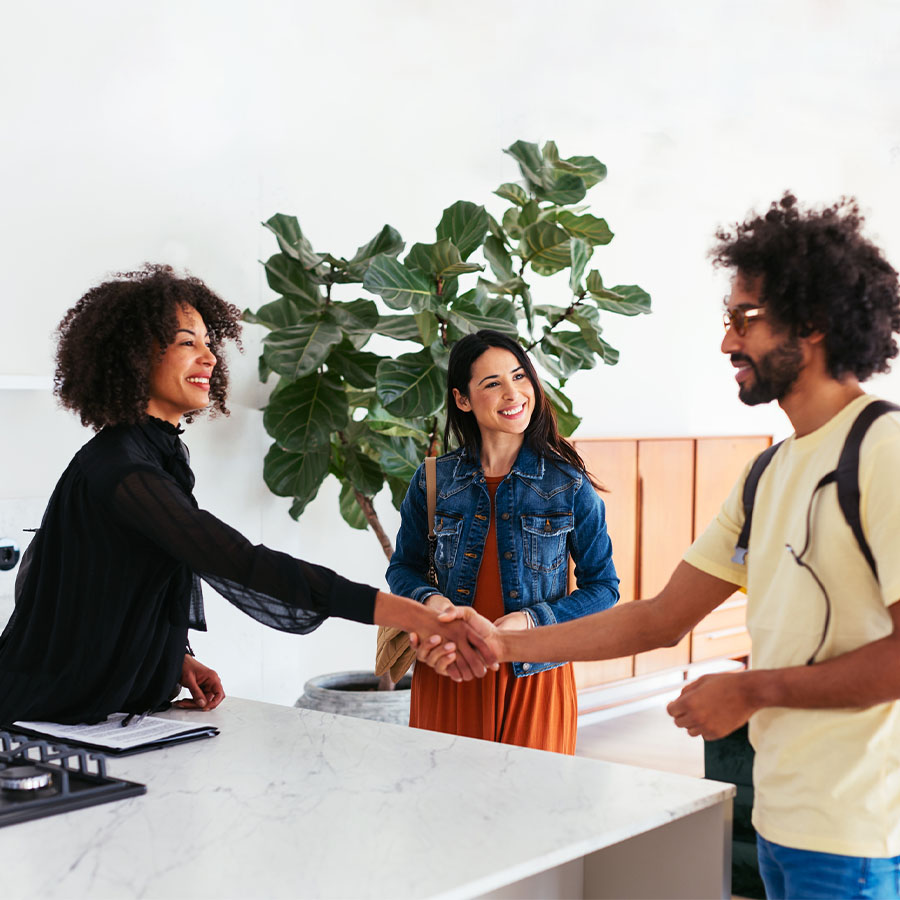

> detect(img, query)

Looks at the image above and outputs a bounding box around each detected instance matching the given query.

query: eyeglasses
[723,307,766,336]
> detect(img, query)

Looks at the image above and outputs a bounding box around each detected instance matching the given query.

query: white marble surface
[4,698,733,899]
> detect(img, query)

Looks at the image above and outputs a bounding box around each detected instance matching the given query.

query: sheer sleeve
[111,468,377,630]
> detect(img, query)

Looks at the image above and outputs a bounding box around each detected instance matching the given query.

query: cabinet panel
[634,440,695,676]
[690,436,770,663]
[570,440,637,688]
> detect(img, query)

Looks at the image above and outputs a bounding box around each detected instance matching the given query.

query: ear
[452,387,470,411]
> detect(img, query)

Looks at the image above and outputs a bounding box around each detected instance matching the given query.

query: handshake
[408,594,533,683]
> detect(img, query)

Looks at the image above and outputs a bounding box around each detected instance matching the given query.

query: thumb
[183,670,207,707]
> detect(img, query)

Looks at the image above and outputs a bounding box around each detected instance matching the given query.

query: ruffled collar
[146,415,185,436]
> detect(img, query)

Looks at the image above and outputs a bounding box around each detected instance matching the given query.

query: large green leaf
[414,311,438,346]
[447,301,519,337]
[325,298,379,334]
[536,329,596,378]
[376,349,445,417]
[555,211,614,246]
[374,315,422,341]
[262,254,322,303]
[338,481,368,530]
[501,207,522,241]
[518,200,540,229]
[494,182,529,207]
[388,475,412,511]
[366,407,427,438]
[263,373,348,452]
[541,379,582,437]
[263,441,330,505]
[569,238,592,293]
[242,295,317,331]
[406,239,484,278]
[504,141,545,191]
[263,318,342,379]
[363,254,436,310]
[369,432,422,481]
[586,272,652,315]
[521,222,571,276]
[342,444,384,496]
[532,173,586,206]
[483,235,515,281]
[325,341,381,388]
[346,225,404,278]
[480,274,528,297]
[264,214,324,270]
[436,201,490,261]
[560,154,607,188]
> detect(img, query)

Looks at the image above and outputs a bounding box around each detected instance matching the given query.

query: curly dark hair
[712,192,900,382]
[55,264,242,430]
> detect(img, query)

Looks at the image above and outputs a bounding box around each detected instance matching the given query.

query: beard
[733,337,804,406]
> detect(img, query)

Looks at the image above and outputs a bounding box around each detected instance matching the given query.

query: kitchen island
[5,697,733,899]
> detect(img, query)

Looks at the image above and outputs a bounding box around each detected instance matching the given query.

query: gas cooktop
[0,730,145,827]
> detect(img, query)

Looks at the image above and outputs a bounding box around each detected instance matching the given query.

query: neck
[478,432,525,477]
[779,373,865,437]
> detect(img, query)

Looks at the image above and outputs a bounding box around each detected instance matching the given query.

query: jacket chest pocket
[433,513,464,570]
[521,513,574,573]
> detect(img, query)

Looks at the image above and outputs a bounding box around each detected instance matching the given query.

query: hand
[413,596,467,682]
[174,654,225,710]
[410,606,500,681]
[494,611,531,632]
[666,671,759,739]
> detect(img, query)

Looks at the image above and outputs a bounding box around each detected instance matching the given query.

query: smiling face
[146,304,217,425]
[721,274,805,406]
[452,346,536,439]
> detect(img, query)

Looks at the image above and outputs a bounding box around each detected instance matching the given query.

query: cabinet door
[570,440,637,688]
[634,440,695,676]
[690,436,771,662]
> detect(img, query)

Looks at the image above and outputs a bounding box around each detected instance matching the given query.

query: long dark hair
[444,330,598,486]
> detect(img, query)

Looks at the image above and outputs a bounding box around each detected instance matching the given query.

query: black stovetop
[0,730,146,827]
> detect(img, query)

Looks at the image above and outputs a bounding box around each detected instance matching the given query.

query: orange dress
[409,475,578,754]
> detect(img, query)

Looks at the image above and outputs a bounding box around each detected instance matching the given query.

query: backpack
[732,399,900,582]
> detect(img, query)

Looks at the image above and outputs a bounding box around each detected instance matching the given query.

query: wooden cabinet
[570,435,770,692]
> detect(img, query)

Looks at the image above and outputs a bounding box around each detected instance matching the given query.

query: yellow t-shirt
[685,394,900,857]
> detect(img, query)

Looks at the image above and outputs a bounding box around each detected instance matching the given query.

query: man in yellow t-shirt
[419,193,900,898]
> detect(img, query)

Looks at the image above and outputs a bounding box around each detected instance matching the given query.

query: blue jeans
[758,834,900,899]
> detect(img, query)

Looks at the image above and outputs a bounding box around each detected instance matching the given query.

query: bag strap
[833,399,900,581]
[733,399,900,575]
[425,456,437,536]
[732,440,783,564]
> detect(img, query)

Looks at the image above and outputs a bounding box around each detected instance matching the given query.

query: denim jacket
[386,443,619,677]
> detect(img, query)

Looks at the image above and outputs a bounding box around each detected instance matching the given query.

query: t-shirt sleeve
[108,467,378,629]
[859,429,900,608]
[683,460,750,589]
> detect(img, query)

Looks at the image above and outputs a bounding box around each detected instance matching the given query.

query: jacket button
[503,551,512,560]
[501,512,510,520]
[509,590,518,599]
[522,663,531,671]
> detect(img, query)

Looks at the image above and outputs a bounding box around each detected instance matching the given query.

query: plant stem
[354,488,394,561]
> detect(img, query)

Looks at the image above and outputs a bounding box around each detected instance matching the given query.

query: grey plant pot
[295,670,412,726]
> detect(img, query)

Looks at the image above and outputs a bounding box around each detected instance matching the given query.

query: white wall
[2,0,899,705]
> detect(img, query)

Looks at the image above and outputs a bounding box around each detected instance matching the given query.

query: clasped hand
[410,596,512,681]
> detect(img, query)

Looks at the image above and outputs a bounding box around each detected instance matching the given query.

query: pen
[120,711,148,728]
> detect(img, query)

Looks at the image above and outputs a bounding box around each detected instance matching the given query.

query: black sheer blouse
[0,418,377,724]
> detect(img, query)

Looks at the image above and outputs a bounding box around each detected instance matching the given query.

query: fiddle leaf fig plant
[245,140,651,560]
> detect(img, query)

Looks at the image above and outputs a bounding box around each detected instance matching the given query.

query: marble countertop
[4,697,733,899]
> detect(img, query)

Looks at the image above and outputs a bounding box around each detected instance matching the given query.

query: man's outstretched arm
[420,561,737,671]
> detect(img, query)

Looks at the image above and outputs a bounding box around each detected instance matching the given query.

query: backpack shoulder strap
[732,440,784,564]
[834,399,900,581]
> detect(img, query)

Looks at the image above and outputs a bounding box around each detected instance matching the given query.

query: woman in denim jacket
[387,330,619,753]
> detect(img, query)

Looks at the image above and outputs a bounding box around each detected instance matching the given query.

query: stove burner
[0,731,146,827]
[0,765,53,792]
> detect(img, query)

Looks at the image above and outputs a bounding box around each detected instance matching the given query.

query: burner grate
[0,730,146,827]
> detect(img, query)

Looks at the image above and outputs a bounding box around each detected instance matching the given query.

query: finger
[181,670,208,708]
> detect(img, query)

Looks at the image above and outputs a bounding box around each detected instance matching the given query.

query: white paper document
[13,713,217,752]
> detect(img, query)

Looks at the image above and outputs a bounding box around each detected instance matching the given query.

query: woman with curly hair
[0,265,494,725]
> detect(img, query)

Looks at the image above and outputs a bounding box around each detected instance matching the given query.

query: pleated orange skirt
[409,476,577,755]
